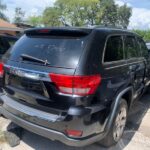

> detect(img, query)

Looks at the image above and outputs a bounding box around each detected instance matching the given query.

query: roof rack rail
[86,24,125,30]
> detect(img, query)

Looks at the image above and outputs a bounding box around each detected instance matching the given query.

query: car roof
[25,26,141,38]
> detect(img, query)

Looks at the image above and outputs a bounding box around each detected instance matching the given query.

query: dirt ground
[0,93,150,150]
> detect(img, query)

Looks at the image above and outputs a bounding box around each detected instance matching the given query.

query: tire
[98,99,128,147]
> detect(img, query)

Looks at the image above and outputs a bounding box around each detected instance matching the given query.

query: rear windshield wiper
[20,54,50,65]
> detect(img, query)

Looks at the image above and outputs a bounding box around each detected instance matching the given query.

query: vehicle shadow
[8,93,150,150]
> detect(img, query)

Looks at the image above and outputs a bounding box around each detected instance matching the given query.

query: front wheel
[98,99,128,147]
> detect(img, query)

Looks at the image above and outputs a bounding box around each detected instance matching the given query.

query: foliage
[43,7,62,27]
[27,15,42,27]
[42,0,132,28]
[13,7,25,24]
[101,0,132,28]
[0,0,8,21]
[55,0,101,26]
[133,30,150,42]
[100,0,118,26]
[117,4,132,29]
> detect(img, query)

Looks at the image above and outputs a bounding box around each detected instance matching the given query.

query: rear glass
[6,35,88,68]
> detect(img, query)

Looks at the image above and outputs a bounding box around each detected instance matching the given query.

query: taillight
[49,73,101,96]
[0,63,4,77]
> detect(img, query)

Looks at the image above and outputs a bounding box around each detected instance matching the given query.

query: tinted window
[5,35,88,68]
[138,38,148,57]
[124,36,139,58]
[104,36,124,62]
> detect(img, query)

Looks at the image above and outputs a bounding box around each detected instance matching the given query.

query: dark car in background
[0,27,150,147]
[0,34,18,58]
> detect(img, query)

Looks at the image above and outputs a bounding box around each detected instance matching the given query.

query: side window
[138,38,148,57]
[124,36,139,59]
[104,35,124,62]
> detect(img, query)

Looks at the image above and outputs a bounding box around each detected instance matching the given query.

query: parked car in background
[146,42,150,52]
[0,27,150,147]
[0,34,18,58]
[0,34,18,89]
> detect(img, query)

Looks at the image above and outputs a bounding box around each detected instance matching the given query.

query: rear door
[102,35,129,101]
[124,35,145,94]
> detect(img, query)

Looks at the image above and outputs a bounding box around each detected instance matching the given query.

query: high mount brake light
[49,73,101,96]
[37,29,50,33]
[0,63,4,77]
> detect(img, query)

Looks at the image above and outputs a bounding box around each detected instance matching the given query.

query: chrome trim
[105,63,127,70]
[146,80,150,86]
[4,65,50,82]
[105,60,145,70]
[2,95,65,122]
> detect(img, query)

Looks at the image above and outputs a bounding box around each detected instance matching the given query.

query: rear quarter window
[104,35,124,62]
[124,36,140,58]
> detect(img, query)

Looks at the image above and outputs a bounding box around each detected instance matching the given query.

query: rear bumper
[0,106,106,147]
[0,94,107,147]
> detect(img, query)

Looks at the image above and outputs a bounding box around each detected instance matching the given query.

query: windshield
[6,35,88,68]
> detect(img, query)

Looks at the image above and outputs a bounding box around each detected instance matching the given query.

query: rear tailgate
[2,28,91,113]
[4,63,75,111]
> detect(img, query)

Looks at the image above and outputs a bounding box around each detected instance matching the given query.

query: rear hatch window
[6,29,90,68]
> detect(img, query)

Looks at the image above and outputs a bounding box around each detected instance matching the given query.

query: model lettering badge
[9,68,40,80]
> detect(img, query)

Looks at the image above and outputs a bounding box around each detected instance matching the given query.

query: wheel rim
[113,107,127,142]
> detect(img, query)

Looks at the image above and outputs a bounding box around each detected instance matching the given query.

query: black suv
[0,27,150,147]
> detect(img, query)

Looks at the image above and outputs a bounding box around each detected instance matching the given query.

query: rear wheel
[98,99,128,147]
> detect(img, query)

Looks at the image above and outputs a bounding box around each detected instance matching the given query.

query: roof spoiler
[24,27,92,37]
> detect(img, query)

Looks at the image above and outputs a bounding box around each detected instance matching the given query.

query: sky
[3,0,150,29]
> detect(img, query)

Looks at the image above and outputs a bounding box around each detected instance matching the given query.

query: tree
[117,4,132,29]
[55,0,101,26]
[14,7,25,24]
[27,15,42,27]
[133,30,150,42]
[42,0,132,28]
[43,7,62,27]
[0,0,8,21]
[100,0,118,27]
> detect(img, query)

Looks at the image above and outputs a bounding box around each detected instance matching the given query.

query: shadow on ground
[7,93,150,150]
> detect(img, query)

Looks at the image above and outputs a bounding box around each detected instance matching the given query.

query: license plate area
[6,74,45,96]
